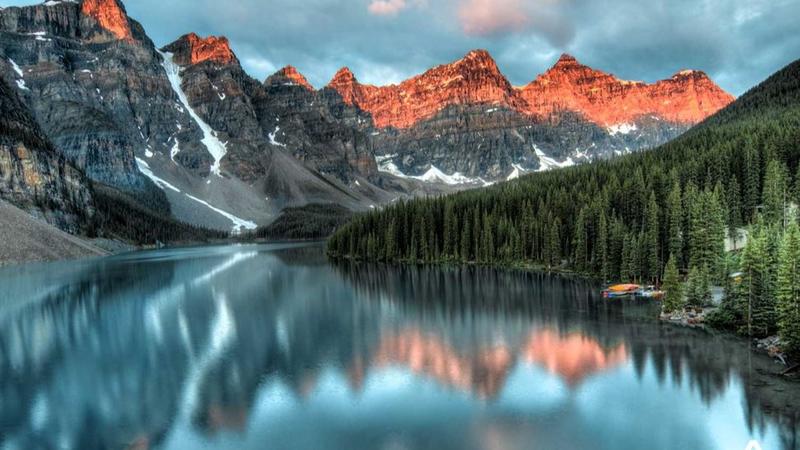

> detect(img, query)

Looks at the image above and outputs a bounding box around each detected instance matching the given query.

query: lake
[0,243,798,450]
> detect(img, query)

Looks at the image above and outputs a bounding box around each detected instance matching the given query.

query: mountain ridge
[322,50,733,130]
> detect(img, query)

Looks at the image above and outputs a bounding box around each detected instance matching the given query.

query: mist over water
[0,243,797,450]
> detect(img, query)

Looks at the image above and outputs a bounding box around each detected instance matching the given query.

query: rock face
[257,65,378,183]
[80,0,133,41]
[328,50,525,130]
[0,72,93,233]
[162,32,237,66]
[327,51,733,131]
[519,54,734,126]
[0,0,180,213]
[158,34,393,213]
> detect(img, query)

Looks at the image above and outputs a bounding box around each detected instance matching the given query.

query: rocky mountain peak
[671,69,709,80]
[80,0,133,41]
[325,50,524,129]
[459,49,495,66]
[519,53,734,126]
[326,67,363,104]
[446,49,507,81]
[271,65,314,90]
[330,67,357,85]
[553,53,579,66]
[163,33,238,66]
[541,53,604,80]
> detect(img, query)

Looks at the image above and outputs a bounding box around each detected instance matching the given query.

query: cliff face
[0,72,93,233]
[328,50,526,130]
[0,0,182,209]
[159,34,385,203]
[80,0,133,41]
[327,51,733,179]
[327,51,733,131]
[257,65,378,183]
[519,54,735,126]
[162,33,237,66]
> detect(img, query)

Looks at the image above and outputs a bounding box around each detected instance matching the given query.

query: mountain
[519,54,733,126]
[1,52,234,248]
[0,1,409,234]
[0,0,734,238]
[327,57,800,274]
[327,49,526,129]
[326,51,732,130]
[328,51,734,181]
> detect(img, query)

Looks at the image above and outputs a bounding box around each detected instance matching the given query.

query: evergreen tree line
[328,59,800,352]
[699,220,800,354]
[248,204,353,240]
[90,183,228,245]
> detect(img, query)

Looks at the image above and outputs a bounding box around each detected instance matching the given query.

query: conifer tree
[743,146,761,221]
[548,219,561,268]
[686,264,711,307]
[763,160,789,226]
[573,207,588,272]
[621,233,633,281]
[597,213,610,282]
[667,182,684,269]
[662,254,684,313]
[645,191,660,282]
[777,222,800,355]
[709,185,728,282]
[460,215,472,262]
[737,226,776,337]
[443,203,457,259]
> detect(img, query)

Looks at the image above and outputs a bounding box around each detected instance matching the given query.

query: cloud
[456,0,574,47]
[62,0,799,96]
[458,0,528,36]
[368,0,408,16]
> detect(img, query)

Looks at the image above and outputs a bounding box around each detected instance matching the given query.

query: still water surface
[0,243,798,450]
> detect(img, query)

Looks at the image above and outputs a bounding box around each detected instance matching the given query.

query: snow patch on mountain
[534,146,576,172]
[7,59,29,91]
[375,155,490,186]
[268,126,286,147]
[184,194,256,234]
[24,31,51,42]
[506,164,528,181]
[138,155,255,233]
[136,157,181,193]
[607,122,638,136]
[170,139,181,162]
[158,50,228,177]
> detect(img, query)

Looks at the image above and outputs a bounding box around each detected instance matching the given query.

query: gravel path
[0,200,108,267]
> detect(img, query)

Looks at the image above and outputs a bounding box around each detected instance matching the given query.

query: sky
[1,0,799,95]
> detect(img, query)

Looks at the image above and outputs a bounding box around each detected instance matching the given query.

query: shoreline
[661,306,798,376]
[330,253,800,378]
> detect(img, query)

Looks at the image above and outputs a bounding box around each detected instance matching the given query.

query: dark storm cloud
[1,0,797,94]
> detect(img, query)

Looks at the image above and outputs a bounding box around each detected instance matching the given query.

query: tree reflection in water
[0,244,796,450]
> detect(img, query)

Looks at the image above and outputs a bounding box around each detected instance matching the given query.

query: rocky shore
[0,200,107,267]
[661,305,797,378]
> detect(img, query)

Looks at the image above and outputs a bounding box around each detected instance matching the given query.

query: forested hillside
[328,58,800,348]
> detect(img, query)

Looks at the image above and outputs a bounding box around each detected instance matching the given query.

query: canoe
[602,284,640,298]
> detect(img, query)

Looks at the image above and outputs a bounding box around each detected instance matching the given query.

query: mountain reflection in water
[0,243,797,450]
